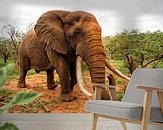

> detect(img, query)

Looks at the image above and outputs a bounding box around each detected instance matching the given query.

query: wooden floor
[0,113,140,130]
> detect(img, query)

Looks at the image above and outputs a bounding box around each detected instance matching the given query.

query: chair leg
[121,121,127,130]
[141,90,152,130]
[92,113,98,130]
[157,91,163,114]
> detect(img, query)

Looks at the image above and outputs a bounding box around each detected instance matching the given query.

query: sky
[1,0,163,36]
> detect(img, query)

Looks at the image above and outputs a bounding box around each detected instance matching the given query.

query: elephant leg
[55,61,75,102]
[46,68,57,89]
[17,57,30,88]
[58,69,73,101]
[46,50,75,101]
[18,68,28,88]
[70,62,77,92]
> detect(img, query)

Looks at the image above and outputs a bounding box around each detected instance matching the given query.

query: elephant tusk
[76,56,93,96]
[105,59,130,81]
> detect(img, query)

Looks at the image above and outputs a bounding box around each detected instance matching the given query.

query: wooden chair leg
[121,121,127,130]
[157,91,163,114]
[141,90,152,130]
[107,74,118,101]
[107,88,118,101]
[92,113,98,130]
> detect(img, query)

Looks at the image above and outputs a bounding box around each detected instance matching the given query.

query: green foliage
[82,63,89,71]
[0,39,12,63]
[110,60,129,74]
[0,92,42,113]
[0,64,42,130]
[0,89,17,103]
[7,68,38,79]
[0,64,19,129]
[104,30,163,72]
[7,68,19,79]
[0,63,15,87]
[0,64,42,113]
[117,90,125,101]
[0,123,19,130]
[28,69,37,75]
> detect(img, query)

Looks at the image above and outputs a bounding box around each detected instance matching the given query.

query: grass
[7,68,46,79]
[46,99,62,109]
[9,99,43,113]
[0,89,17,104]
[117,90,125,101]
[32,86,45,91]
[0,59,47,79]
[0,89,43,113]
[9,98,63,113]
[0,93,46,113]
[1,89,45,113]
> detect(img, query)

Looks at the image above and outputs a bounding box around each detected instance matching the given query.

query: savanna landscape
[0,1,163,130]
[0,24,162,113]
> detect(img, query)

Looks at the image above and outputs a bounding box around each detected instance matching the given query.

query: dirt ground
[3,71,126,113]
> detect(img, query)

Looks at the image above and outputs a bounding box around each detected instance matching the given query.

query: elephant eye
[74,28,80,36]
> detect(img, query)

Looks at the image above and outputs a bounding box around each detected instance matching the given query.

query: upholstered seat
[86,100,163,122]
[86,69,163,130]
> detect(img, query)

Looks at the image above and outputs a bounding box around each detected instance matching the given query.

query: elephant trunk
[76,36,106,96]
[76,35,130,97]
[84,45,105,84]
[79,34,106,84]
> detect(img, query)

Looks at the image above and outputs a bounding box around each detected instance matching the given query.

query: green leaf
[11,92,42,106]
[0,123,19,130]
[0,66,7,87]
[0,63,15,87]
[0,92,42,113]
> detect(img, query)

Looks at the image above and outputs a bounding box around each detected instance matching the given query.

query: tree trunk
[3,55,7,63]
[126,54,136,74]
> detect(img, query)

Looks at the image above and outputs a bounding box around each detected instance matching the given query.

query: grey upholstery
[86,100,143,120]
[86,101,163,122]
[86,69,163,123]
[122,69,163,106]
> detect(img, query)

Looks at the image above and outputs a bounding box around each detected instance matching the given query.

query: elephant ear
[34,11,69,54]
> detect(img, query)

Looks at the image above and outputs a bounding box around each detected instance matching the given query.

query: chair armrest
[137,86,163,92]
[137,86,163,124]
[90,83,116,89]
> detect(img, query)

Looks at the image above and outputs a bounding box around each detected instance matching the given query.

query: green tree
[0,38,13,63]
[104,30,163,74]
[1,24,24,60]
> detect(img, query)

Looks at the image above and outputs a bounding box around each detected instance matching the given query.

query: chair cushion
[86,100,163,122]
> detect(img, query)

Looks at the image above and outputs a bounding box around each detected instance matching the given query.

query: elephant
[17,10,130,101]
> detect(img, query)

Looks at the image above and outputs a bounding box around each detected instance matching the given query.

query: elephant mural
[17,10,129,101]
